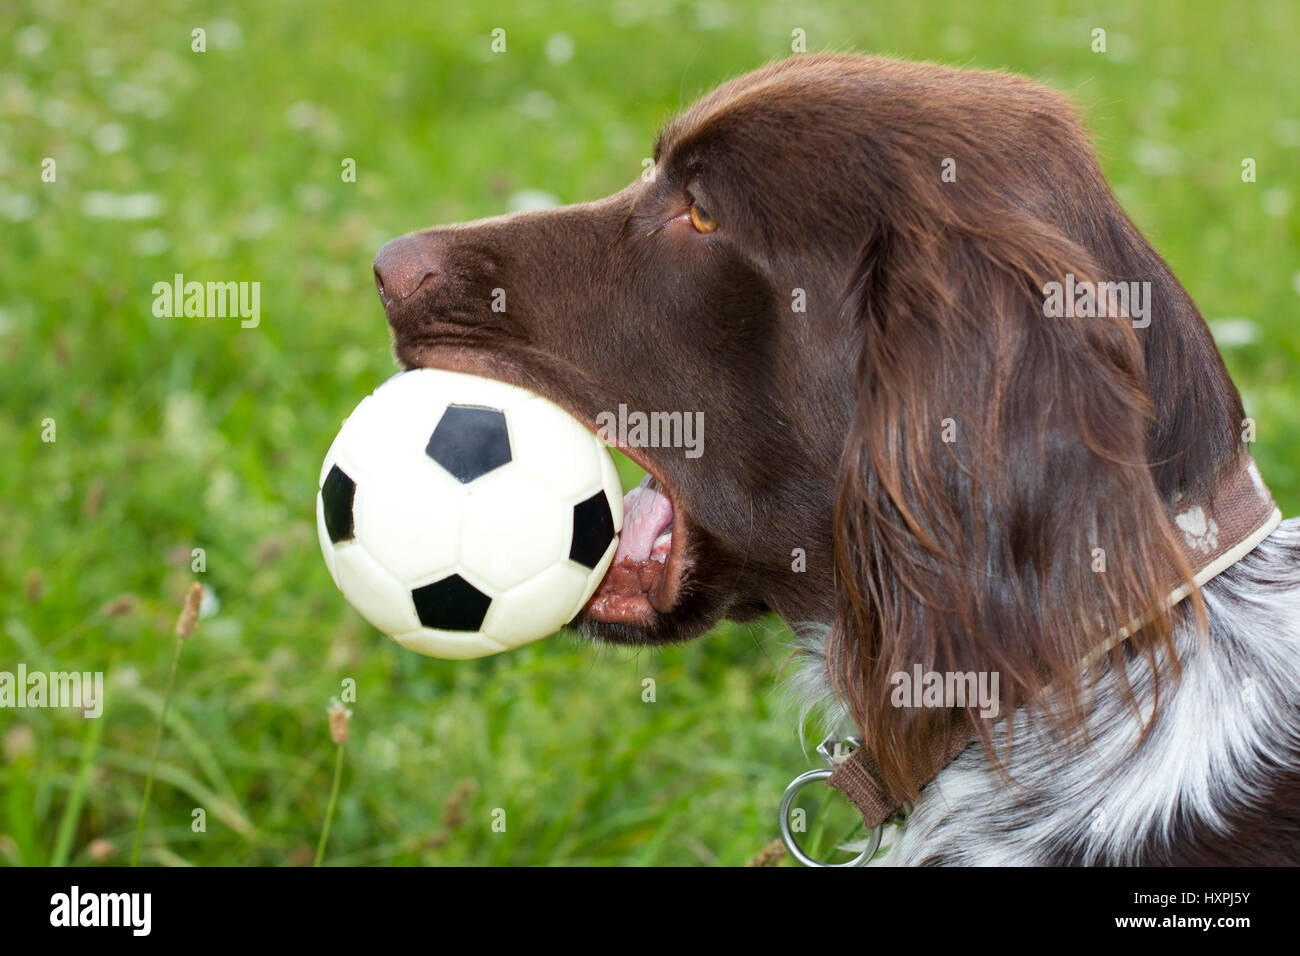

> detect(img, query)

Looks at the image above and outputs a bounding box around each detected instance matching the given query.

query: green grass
[1,0,1297,866]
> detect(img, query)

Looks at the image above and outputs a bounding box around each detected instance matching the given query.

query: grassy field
[1,0,1297,866]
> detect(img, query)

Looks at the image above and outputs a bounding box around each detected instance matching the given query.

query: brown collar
[827,454,1283,832]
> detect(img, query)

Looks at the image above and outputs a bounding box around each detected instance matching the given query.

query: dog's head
[376,54,1243,793]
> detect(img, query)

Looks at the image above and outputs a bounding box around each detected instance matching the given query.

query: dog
[373,54,1300,865]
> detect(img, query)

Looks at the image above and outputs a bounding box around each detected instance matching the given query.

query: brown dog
[374,55,1300,865]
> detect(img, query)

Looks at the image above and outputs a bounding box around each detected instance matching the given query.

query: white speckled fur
[784,518,1300,865]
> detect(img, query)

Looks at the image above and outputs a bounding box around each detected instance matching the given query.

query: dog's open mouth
[585,473,677,623]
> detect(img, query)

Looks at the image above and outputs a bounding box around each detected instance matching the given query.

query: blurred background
[1,0,1297,865]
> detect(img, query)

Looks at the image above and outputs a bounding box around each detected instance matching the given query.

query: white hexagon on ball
[482,561,591,649]
[316,368,625,659]
[332,545,421,637]
[509,395,604,501]
[352,458,463,584]
[461,469,568,592]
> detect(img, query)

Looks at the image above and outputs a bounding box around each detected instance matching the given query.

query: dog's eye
[688,201,717,233]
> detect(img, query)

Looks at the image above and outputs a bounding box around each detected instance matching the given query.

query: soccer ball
[316,368,623,659]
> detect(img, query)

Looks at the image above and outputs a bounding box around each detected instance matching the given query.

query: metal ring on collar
[778,768,882,867]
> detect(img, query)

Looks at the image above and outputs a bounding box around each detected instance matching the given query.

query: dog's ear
[829,209,1198,798]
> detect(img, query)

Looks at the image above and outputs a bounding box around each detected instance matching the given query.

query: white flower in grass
[285,101,320,131]
[507,189,560,212]
[92,123,127,154]
[544,33,575,64]
[131,230,170,256]
[1263,188,1291,218]
[209,19,243,50]
[15,25,50,59]
[1207,317,1258,348]
[0,194,36,223]
[82,191,164,220]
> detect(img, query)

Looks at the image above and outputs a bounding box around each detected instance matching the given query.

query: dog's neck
[784,455,1289,863]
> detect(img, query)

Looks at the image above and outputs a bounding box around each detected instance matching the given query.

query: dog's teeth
[651,531,671,562]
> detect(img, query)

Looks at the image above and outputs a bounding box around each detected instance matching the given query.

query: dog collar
[782,454,1282,866]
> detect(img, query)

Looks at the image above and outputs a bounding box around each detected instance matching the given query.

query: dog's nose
[373,234,442,304]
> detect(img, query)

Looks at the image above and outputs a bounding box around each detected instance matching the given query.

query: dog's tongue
[614,475,673,565]
[585,474,672,622]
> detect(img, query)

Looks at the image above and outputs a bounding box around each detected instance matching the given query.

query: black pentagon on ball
[412,574,493,632]
[425,405,512,483]
[321,464,357,543]
[569,490,616,569]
